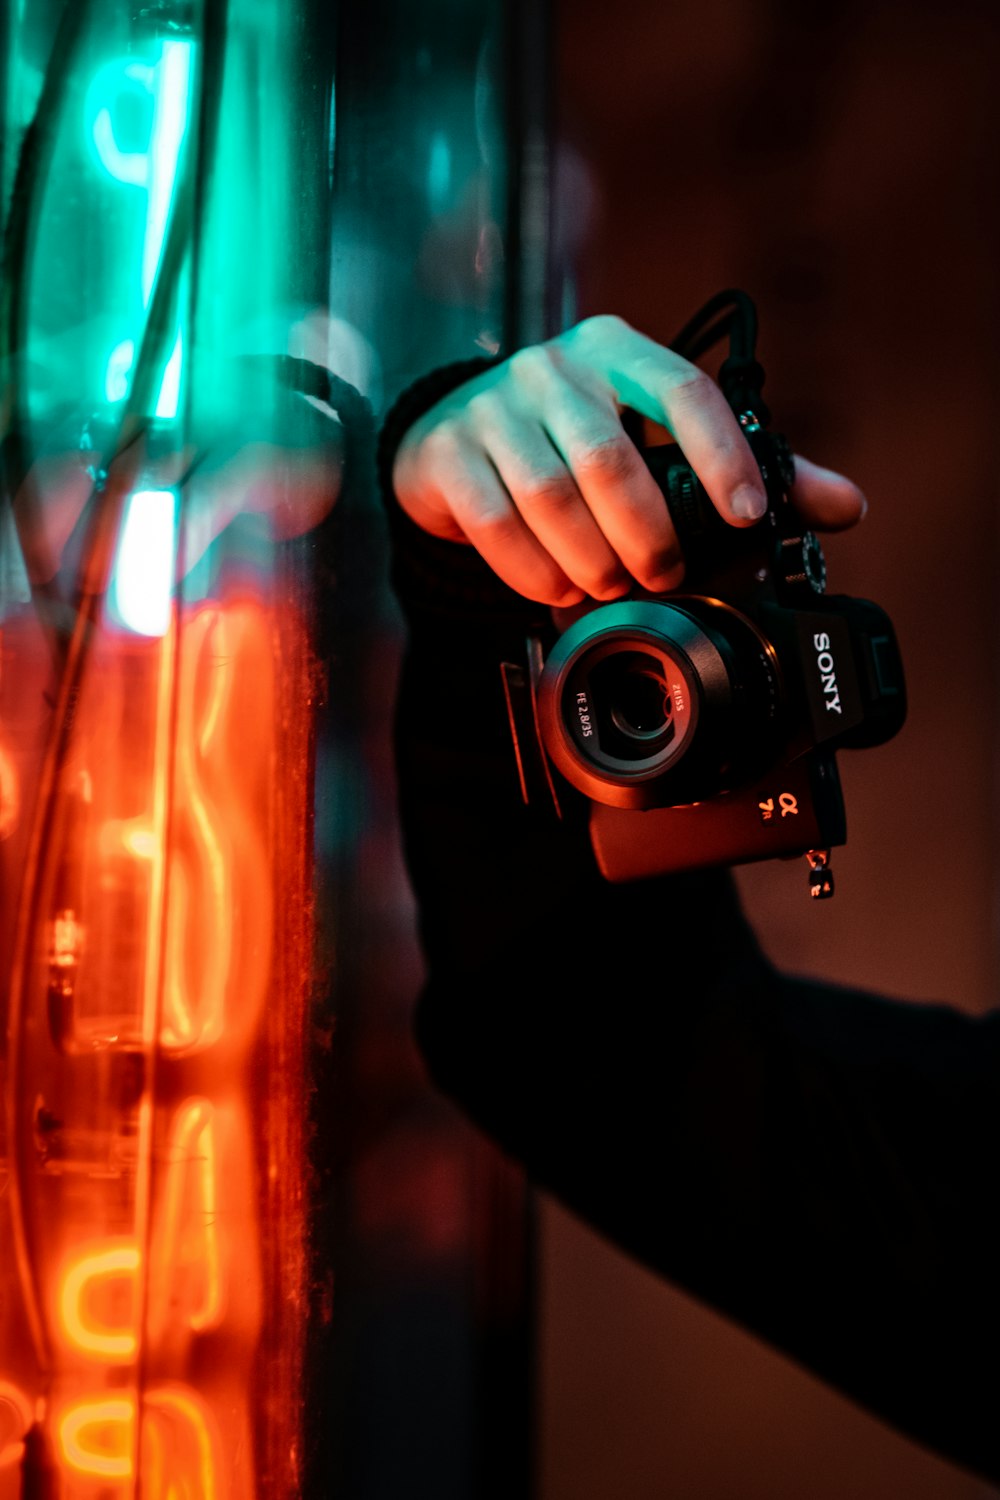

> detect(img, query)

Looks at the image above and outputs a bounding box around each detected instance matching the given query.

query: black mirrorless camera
[501,291,907,898]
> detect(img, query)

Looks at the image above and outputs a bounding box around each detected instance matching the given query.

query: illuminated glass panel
[0,2,540,1497]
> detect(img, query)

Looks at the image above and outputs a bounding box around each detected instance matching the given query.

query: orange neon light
[160,604,273,1058]
[156,1097,222,1333]
[59,1243,140,1361]
[144,1385,222,1500]
[97,815,158,863]
[62,1101,233,1356]
[56,1387,224,1496]
[39,603,274,1057]
[58,1397,134,1478]
[7,583,306,1497]
[0,739,20,842]
[166,606,233,1056]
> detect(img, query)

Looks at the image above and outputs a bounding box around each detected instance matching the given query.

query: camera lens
[536,599,782,810]
[535,600,738,809]
[562,633,697,773]
[599,653,675,744]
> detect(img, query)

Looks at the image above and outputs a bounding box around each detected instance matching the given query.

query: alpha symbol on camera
[758,792,800,824]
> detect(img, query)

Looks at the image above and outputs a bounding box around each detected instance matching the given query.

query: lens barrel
[536,599,779,810]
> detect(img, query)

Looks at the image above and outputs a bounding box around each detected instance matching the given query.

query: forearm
[405,778,999,1482]
[383,362,1000,1484]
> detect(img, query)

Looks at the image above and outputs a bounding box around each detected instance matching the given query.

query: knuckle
[588,566,631,600]
[661,366,716,405]
[640,551,685,590]
[718,437,762,486]
[570,312,629,344]
[462,390,498,429]
[553,588,586,608]
[519,472,578,515]
[538,568,582,607]
[464,502,521,548]
[572,433,640,487]
[417,419,466,472]
[506,345,555,389]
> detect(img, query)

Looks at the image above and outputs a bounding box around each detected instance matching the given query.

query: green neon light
[85,40,193,419]
[428,130,452,212]
[142,42,191,302]
[87,60,155,187]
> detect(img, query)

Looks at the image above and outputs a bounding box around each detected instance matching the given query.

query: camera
[501,292,907,898]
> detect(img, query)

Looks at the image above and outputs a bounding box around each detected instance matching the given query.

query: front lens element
[567,642,695,768]
[606,655,675,741]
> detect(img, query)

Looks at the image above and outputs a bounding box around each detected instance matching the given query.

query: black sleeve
[380,381,1000,1486]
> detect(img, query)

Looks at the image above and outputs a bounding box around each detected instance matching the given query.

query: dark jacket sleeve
[380,389,1000,1486]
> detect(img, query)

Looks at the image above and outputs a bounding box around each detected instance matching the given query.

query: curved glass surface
[0,2,545,1496]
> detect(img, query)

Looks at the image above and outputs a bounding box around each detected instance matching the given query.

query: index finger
[560,315,768,526]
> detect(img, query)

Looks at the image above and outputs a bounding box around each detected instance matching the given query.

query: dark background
[540,3,1000,1497]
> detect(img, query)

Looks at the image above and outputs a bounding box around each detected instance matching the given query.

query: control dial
[776,530,827,598]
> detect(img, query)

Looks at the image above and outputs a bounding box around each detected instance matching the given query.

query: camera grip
[589,751,845,882]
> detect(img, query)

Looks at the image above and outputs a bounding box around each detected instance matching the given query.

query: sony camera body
[502,390,907,898]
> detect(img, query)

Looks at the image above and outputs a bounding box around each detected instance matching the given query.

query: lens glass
[566,645,694,768]
[608,656,674,740]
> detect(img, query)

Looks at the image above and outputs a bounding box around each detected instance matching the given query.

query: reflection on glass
[2,0,540,1494]
[1,2,325,1495]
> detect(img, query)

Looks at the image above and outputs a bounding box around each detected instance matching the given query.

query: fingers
[476,419,632,602]
[502,347,685,592]
[394,360,688,605]
[392,317,870,607]
[558,315,768,526]
[396,419,586,606]
[790,454,867,531]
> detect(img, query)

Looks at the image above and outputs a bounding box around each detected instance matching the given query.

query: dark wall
[543,4,1000,1496]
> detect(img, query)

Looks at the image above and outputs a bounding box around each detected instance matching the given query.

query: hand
[392,315,867,607]
[9,404,342,594]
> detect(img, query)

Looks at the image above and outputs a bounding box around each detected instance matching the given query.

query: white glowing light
[143,42,192,304]
[104,339,135,403]
[156,332,184,420]
[110,489,178,637]
[87,60,156,187]
[105,330,181,415]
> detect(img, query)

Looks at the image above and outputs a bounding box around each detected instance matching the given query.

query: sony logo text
[813,632,842,715]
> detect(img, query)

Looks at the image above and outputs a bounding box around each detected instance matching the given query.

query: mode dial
[777,530,827,598]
